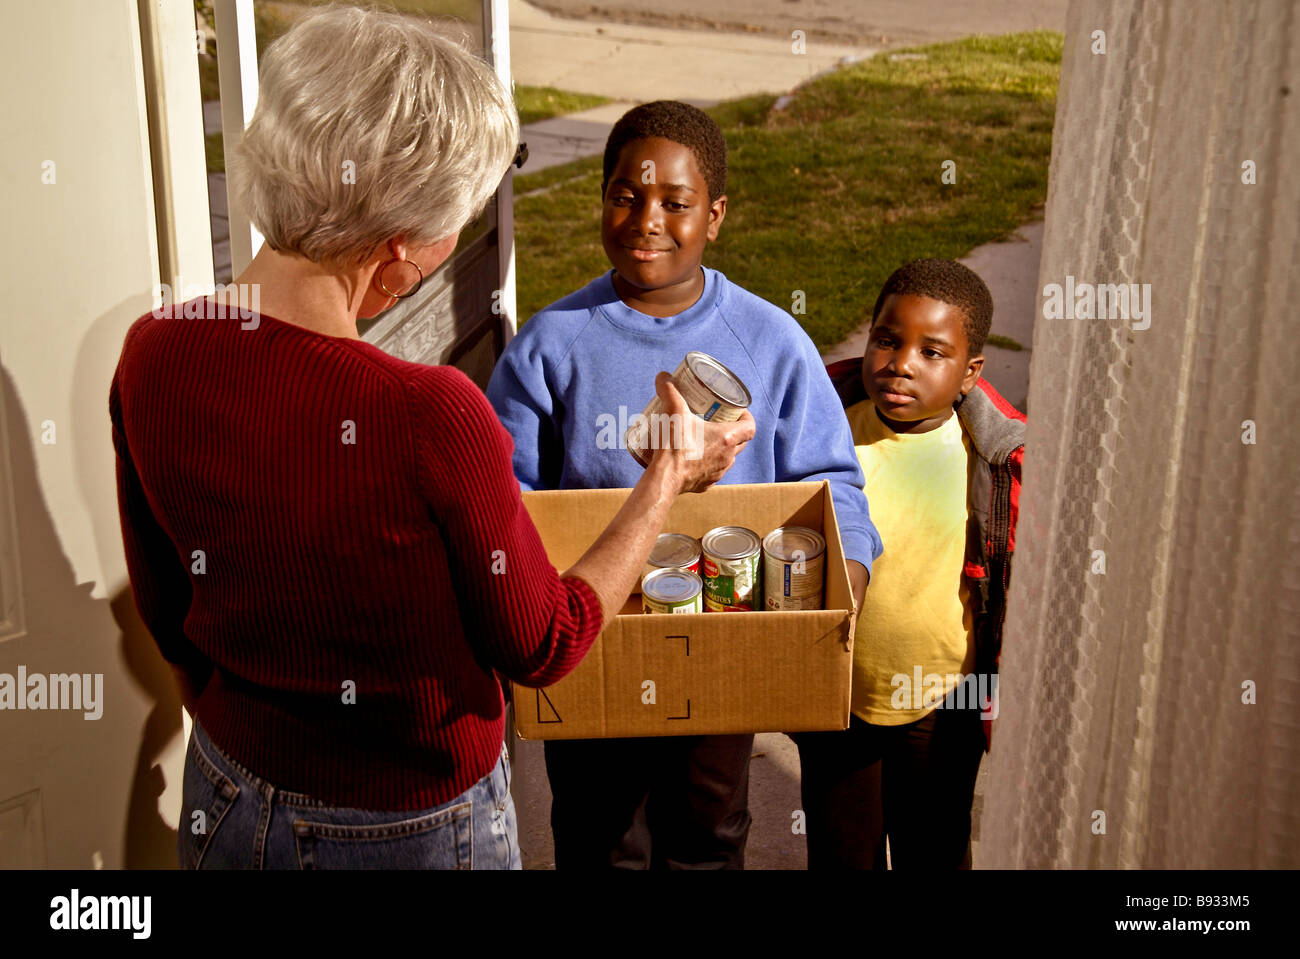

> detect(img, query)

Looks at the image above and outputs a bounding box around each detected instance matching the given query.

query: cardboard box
[512,481,856,740]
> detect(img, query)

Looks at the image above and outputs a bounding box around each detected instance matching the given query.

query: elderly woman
[110,6,752,870]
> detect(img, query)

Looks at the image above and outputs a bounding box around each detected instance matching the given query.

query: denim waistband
[191,718,356,809]
[189,716,509,811]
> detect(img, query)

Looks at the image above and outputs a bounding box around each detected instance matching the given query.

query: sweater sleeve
[405,365,603,687]
[109,350,202,669]
[485,327,565,492]
[772,329,884,576]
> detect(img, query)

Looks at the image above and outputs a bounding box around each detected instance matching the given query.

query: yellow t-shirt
[848,398,975,725]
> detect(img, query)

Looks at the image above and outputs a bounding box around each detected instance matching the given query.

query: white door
[0,0,190,869]
[0,0,521,870]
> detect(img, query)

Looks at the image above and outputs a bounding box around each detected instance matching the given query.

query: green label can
[701,526,762,611]
[642,568,704,615]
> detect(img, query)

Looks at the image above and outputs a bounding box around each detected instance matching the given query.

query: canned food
[627,351,752,467]
[701,526,763,611]
[763,527,826,611]
[641,533,702,585]
[642,568,704,614]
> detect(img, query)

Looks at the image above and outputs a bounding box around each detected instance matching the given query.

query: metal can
[641,533,702,586]
[626,351,752,467]
[642,568,704,615]
[701,526,763,611]
[763,526,826,611]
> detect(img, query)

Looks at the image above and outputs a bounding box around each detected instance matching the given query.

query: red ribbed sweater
[110,303,603,809]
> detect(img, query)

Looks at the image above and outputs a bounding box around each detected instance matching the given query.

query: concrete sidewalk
[532,0,1069,48]
[510,0,870,101]
[510,0,872,171]
[515,101,634,178]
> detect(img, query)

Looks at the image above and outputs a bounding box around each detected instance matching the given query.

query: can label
[703,554,762,611]
[764,554,826,610]
[763,527,826,611]
[642,568,704,614]
[643,593,703,615]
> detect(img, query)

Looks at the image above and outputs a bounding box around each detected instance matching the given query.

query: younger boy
[798,258,1026,869]
[488,101,882,869]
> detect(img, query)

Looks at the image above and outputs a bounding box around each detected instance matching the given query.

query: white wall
[0,0,196,868]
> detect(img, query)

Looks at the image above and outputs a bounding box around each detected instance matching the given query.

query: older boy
[800,258,1026,869]
[488,101,881,869]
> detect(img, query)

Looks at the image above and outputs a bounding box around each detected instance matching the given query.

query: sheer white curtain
[980,0,1300,868]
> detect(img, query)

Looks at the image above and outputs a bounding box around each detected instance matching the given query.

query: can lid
[685,352,752,408]
[702,526,762,560]
[643,568,703,602]
[763,526,826,562]
[650,533,701,569]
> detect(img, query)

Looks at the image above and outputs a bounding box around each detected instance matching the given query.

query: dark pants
[544,734,754,870]
[792,706,985,870]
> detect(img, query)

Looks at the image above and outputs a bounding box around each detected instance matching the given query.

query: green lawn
[515,86,611,126]
[513,32,1061,351]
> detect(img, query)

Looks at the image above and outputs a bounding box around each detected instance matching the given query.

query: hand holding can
[630,352,753,465]
[651,372,754,493]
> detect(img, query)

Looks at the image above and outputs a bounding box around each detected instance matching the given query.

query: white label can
[763,526,826,611]
[626,351,751,467]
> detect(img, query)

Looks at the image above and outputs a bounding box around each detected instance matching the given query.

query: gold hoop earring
[376,259,424,299]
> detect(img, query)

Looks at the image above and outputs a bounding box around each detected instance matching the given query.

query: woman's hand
[649,371,756,494]
[561,371,756,625]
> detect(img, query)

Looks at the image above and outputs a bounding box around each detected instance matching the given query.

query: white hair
[229,4,518,267]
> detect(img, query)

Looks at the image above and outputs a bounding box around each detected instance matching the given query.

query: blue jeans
[179,719,521,869]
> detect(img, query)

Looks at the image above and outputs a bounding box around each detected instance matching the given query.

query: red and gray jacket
[826,358,1026,751]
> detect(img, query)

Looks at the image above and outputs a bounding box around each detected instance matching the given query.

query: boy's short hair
[871,259,994,356]
[601,101,727,202]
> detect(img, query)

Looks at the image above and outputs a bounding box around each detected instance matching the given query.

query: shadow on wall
[0,299,182,869]
[111,584,184,868]
[76,297,189,869]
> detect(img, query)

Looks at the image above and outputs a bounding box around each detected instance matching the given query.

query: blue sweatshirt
[486,268,883,573]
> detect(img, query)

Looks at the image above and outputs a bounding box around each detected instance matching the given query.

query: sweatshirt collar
[595,268,721,336]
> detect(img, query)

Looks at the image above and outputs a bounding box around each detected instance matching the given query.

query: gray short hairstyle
[229,4,518,267]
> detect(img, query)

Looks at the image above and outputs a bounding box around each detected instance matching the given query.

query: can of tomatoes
[701,526,763,611]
